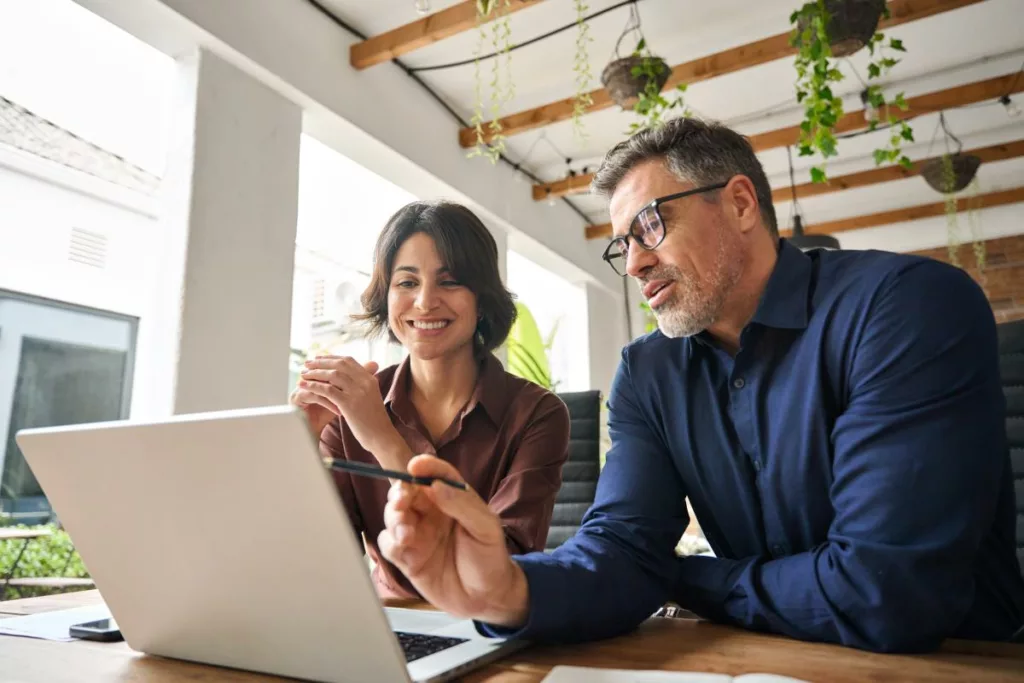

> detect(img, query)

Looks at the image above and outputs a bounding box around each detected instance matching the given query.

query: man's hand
[378,455,530,628]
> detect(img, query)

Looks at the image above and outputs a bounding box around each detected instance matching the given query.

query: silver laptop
[15,405,526,683]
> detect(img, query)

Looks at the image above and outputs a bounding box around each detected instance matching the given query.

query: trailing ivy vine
[571,0,594,141]
[468,0,513,163]
[628,38,688,134]
[790,1,914,182]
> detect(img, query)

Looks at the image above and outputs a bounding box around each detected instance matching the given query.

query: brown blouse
[320,353,570,598]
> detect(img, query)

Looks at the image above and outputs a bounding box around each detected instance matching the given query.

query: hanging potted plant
[919,114,985,270]
[790,0,914,182]
[921,154,982,193]
[600,4,687,134]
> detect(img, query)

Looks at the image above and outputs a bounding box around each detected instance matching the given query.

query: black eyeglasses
[601,181,729,276]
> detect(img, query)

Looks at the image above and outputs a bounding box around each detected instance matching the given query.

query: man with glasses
[377,117,1024,652]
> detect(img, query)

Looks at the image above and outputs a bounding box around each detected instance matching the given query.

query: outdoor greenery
[639,301,658,333]
[0,523,89,600]
[506,302,559,390]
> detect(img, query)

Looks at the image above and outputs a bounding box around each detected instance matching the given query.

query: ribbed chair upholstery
[997,319,1024,576]
[546,391,602,551]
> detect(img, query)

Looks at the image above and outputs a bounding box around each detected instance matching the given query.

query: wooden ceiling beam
[780,186,1024,236]
[770,138,1024,204]
[542,71,1024,201]
[351,0,546,70]
[586,185,1024,240]
[460,0,986,146]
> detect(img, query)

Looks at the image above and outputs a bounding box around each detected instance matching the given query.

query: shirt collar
[691,238,812,348]
[749,237,813,331]
[384,352,508,424]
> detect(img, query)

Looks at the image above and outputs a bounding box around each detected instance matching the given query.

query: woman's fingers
[298,379,345,407]
[291,387,339,415]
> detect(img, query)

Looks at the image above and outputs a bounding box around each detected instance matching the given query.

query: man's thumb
[363,361,380,374]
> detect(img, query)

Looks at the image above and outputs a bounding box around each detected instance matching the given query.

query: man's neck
[706,240,779,356]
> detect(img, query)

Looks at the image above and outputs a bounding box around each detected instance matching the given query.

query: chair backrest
[998,319,1024,576]
[547,390,602,551]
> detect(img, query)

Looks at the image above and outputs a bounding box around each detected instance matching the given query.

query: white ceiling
[319,0,1024,248]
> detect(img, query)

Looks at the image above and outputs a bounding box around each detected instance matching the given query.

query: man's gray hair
[591,117,778,239]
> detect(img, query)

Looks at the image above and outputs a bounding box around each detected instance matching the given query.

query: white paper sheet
[0,604,111,642]
[541,667,810,683]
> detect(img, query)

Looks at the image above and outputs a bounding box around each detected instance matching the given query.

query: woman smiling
[290,200,570,598]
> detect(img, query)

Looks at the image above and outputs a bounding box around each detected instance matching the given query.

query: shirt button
[772,544,786,558]
[752,459,762,472]
[733,377,745,389]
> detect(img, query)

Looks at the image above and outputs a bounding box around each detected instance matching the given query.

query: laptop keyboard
[395,631,468,663]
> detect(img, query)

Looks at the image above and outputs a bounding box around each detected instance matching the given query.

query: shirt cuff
[473,554,565,641]
[672,554,750,622]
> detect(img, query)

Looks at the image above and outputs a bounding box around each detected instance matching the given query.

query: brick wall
[910,233,1024,324]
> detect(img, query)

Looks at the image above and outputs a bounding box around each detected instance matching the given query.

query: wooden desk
[1,590,1022,682]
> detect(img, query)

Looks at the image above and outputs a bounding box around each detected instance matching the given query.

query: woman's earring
[475,318,485,346]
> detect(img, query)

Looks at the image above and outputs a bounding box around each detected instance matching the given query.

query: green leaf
[798,144,814,157]
[873,149,889,165]
[867,63,881,79]
[880,57,899,69]
[676,83,687,92]
[810,166,827,184]
[893,92,908,110]
[900,126,914,142]
[826,68,843,81]
[890,38,905,52]
[631,66,643,77]
[899,156,914,170]
[635,38,646,52]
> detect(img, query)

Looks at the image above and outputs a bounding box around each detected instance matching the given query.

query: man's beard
[642,233,741,338]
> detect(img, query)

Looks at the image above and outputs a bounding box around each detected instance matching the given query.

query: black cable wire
[304,0,595,226]
[409,0,645,73]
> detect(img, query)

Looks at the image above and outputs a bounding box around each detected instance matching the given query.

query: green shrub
[1,523,89,600]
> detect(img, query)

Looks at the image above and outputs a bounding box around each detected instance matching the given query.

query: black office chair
[546,391,602,551]
[997,319,1024,577]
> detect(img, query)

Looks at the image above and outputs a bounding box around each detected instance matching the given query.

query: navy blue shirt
[486,239,1024,652]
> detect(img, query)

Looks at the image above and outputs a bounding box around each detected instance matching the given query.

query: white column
[585,282,629,399]
[131,47,301,418]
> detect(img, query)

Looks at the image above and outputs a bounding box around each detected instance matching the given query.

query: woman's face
[387,232,479,361]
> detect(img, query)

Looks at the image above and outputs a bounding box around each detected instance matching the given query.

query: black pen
[325,458,467,491]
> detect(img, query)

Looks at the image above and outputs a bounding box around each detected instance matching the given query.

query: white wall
[0,150,158,317]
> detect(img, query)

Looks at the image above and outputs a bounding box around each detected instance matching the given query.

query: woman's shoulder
[496,367,570,423]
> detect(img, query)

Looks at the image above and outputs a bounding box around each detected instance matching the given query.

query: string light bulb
[1000,95,1021,119]
[413,0,431,15]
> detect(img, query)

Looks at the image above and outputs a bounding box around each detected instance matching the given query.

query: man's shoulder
[811,247,974,313]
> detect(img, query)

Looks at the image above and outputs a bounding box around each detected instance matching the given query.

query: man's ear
[724,175,761,234]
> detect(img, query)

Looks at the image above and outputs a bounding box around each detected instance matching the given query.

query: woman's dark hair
[355,200,517,355]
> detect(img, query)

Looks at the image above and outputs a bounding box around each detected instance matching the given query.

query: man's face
[608,159,745,338]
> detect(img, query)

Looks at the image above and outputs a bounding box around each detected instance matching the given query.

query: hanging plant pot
[921,154,982,194]
[601,55,670,109]
[798,0,886,57]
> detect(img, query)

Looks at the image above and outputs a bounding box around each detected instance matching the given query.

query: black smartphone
[69,617,122,642]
